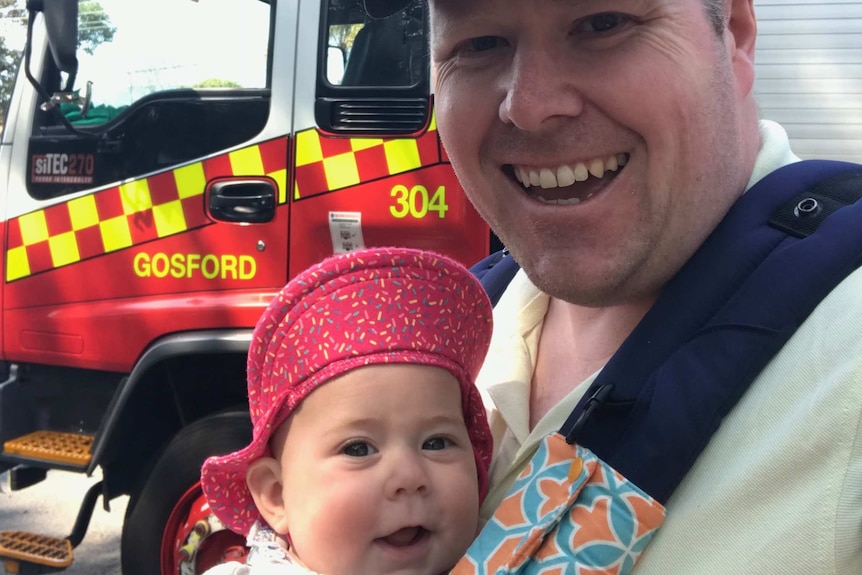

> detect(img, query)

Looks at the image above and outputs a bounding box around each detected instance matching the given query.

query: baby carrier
[460,160,862,575]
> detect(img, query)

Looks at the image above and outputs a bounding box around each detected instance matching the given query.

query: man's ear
[246,457,290,534]
[725,0,757,96]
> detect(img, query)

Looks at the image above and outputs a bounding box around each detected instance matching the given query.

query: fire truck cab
[0,0,490,573]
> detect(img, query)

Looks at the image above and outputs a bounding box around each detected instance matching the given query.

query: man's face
[273,364,480,575]
[430,0,759,306]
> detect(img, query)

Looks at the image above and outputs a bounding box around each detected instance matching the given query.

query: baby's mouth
[377,526,429,548]
[506,153,629,205]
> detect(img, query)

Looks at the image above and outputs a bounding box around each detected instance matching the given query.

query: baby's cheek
[297,487,379,573]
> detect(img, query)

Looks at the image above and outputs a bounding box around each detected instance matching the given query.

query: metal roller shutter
[754,0,862,162]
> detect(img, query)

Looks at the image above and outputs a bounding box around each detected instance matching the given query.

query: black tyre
[121,411,252,575]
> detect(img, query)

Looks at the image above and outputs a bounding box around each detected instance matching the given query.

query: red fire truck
[0,0,491,573]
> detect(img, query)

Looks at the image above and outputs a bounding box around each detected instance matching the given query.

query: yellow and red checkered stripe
[5,138,287,282]
[294,115,442,200]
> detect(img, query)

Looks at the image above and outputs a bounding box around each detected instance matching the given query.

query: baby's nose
[383,451,430,499]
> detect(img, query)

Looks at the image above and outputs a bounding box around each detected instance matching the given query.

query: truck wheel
[121,411,252,575]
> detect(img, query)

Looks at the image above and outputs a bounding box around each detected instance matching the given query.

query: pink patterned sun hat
[201,246,494,536]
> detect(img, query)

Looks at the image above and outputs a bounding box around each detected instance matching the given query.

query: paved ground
[0,469,127,574]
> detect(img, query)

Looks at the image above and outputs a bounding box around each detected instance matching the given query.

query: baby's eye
[342,441,377,457]
[422,437,452,451]
[575,12,631,34]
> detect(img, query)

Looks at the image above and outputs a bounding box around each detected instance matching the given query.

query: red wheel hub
[160,482,248,574]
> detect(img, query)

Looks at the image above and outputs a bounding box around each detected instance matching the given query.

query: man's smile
[507,153,630,204]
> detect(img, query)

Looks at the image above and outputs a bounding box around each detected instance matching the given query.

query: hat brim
[201,432,271,536]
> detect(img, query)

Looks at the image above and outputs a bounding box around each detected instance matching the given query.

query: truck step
[0,531,73,571]
[2,432,93,468]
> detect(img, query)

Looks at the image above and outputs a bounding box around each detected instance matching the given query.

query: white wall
[753,0,862,162]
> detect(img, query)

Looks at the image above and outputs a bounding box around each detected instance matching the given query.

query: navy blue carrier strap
[472,159,862,504]
[470,249,520,307]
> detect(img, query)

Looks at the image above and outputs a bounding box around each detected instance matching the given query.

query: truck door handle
[208,179,277,223]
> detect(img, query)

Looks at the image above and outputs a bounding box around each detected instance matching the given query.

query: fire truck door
[1,0,298,372]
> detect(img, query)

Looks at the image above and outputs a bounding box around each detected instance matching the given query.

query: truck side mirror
[28,0,79,78]
[24,0,94,138]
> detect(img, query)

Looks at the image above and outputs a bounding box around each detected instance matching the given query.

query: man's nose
[498,43,586,132]
[384,451,430,499]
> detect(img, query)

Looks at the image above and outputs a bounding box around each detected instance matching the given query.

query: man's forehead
[366,0,649,18]
[365,0,720,18]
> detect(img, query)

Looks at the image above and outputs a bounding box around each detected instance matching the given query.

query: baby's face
[274,364,480,575]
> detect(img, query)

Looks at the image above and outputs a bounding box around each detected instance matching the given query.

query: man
[370,0,862,572]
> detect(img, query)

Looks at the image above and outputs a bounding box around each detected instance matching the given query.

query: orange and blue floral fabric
[452,433,666,575]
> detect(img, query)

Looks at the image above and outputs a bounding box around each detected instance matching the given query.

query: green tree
[329,23,362,54]
[0,0,26,25]
[78,1,116,55]
[0,36,20,123]
[193,78,242,89]
[0,0,25,129]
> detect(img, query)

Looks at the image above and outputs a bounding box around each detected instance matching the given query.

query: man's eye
[469,36,505,52]
[577,13,630,33]
[343,442,375,457]
[422,437,452,451]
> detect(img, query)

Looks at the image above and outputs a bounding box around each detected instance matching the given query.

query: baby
[201,246,494,575]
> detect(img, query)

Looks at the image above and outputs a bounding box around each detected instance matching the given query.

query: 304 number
[390,185,449,219]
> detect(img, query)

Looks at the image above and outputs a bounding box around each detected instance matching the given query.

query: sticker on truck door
[328,212,366,253]
[31,153,96,185]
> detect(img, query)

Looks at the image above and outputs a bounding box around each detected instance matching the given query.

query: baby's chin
[304,534,470,575]
[363,566,457,575]
[382,553,469,575]
[349,556,462,575]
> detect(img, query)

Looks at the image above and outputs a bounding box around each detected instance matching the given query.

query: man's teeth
[514,154,628,190]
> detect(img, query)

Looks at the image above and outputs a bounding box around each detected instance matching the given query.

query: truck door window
[317,0,429,135]
[73,0,269,123]
[26,0,273,200]
[324,0,425,88]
